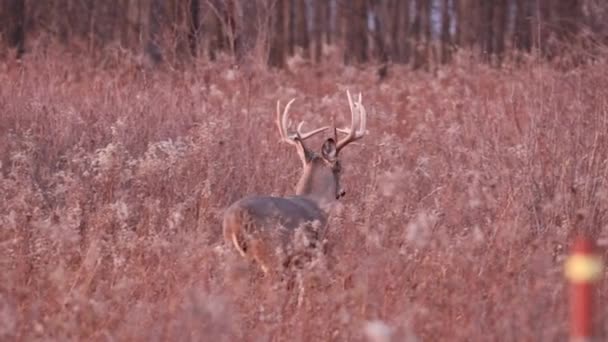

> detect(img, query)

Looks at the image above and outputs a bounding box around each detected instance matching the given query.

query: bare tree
[2,0,26,58]
[345,0,368,64]
[146,0,165,64]
[269,0,286,67]
[189,0,201,56]
[0,0,598,68]
[514,0,532,52]
[412,0,431,69]
[456,0,479,49]
[389,0,410,63]
[207,0,228,60]
[295,0,310,58]
[120,0,142,51]
[553,0,582,40]
[532,0,552,56]
[322,0,332,45]
[493,0,508,64]
[369,0,388,65]
[440,0,452,64]
[314,0,324,63]
[235,0,258,62]
[479,0,494,62]
[286,0,295,55]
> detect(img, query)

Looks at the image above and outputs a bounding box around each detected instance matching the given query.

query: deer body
[223,195,328,273]
[222,91,366,275]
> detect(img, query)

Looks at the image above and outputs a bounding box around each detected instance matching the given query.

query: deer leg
[249,239,273,276]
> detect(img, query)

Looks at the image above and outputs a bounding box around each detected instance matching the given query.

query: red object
[568,236,598,341]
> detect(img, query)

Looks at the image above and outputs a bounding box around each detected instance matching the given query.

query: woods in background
[1,0,606,69]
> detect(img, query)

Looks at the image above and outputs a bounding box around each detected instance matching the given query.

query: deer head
[276,90,367,208]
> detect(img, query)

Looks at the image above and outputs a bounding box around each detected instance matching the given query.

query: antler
[276,98,330,146]
[336,90,367,152]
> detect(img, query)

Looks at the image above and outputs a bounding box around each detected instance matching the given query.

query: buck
[222,90,367,275]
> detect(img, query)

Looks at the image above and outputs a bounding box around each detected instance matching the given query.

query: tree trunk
[514,0,532,51]
[269,0,285,67]
[235,0,258,62]
[122,0,140,51]
[344,0,368,65]
[411,0,421,65]
[553,0,581,40]
[323,0,332,45]
[480,0,494,63]
[54,0,71,45]
[3,0,26,58]
[423,0,431,67]
[188,0,201,57]
[456,0,478,49]
[295,0,310,58]
[412,0,430,69]
[207,0,227,60]
[533,0,552,57]
[440,0,451,64]
[493,0,508,64]
[389,0,409,64]
[286,0,295,56]
[314,0,324,63]
[146,0,165,65]
[370,0,388,64]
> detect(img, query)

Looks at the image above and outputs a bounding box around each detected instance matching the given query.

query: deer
[222,90,367,277]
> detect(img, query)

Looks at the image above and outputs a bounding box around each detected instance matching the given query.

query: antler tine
[336,90,367,152]
[297,121,331,139]
[276,98,330,144]
[357,92,366,135]
[276,98,297,145]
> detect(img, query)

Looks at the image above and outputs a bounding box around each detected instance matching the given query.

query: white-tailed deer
[222,90,367,275]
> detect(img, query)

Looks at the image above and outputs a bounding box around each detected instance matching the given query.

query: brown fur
[222,196,327,275]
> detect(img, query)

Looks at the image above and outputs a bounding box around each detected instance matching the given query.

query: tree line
[1,0,606,69]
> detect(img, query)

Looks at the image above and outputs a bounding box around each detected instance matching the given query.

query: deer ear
[321,138,337,162]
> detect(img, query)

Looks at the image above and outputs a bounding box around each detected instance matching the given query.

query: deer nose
[337,189,346,199]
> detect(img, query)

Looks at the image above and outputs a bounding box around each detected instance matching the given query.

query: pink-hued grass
[1,48,608,341]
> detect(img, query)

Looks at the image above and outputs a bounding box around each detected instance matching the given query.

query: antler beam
[336,90,367,152]
[276,98,330,145]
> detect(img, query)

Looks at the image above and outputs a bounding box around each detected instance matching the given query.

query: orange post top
[565,236,603,284]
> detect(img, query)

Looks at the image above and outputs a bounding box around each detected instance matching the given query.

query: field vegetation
[1,46,608,340]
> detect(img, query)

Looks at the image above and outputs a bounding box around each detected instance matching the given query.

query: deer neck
[294,161,338,211]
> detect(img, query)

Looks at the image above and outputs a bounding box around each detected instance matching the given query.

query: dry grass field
[1,49,608,341]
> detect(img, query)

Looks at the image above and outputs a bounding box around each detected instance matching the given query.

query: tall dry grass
[1,48,608,341]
